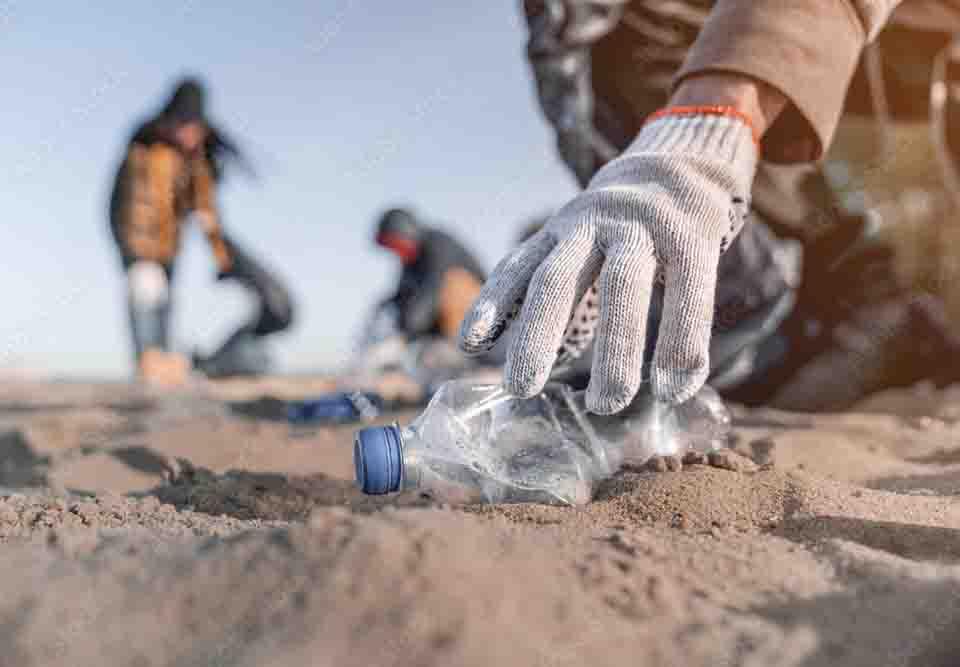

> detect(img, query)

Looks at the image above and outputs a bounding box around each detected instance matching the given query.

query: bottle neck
[398,426,422,491]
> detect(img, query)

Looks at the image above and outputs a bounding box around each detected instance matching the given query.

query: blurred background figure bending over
[108,77,295,385]
[348,207,492,387]
[375,207,485,343]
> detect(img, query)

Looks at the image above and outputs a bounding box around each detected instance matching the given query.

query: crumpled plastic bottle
[353,379,730,506]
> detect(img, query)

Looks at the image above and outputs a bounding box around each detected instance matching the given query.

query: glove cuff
[646,106,760,145]
[633,110,758,168]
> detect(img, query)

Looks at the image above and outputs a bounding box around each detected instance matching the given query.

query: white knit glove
[459,110,758,412]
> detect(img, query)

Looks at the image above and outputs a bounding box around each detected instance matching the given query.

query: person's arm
[459,1,905,413]
[192,157,233,275]
[110,145,141,257]
[675,0,903,162]
[669,74,787,141]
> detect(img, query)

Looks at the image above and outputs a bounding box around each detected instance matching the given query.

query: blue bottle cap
[354,424,404,494]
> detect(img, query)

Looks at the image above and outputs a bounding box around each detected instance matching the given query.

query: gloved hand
[459,109,758,412]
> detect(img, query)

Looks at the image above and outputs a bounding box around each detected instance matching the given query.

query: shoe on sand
[139,348,191,387]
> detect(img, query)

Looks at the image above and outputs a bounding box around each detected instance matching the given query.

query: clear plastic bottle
[353,379,730,506]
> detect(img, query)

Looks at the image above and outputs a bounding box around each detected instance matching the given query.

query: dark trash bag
[194,234,296,378]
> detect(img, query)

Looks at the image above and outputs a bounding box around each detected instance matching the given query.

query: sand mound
[597,466,796,533]
[601,466,960,548]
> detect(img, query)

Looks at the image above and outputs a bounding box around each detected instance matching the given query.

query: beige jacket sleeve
[677,1,903,163]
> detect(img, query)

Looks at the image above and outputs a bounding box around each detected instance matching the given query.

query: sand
[1,377,960,666]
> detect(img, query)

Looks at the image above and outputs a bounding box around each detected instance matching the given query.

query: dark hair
[133,77,254,182]
[375,207,422,241]
[201,122,252,183]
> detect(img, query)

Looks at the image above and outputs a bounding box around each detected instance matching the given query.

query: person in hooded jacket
[374,207,487,343]
[109,77,294,384]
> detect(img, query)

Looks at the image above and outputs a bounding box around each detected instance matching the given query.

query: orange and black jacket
[109,126,232,272]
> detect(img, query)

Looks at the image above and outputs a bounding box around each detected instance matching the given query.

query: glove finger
[585,239,657,414]
[505,226,602,397]
[458,231,556,355]
[651,243,718,404]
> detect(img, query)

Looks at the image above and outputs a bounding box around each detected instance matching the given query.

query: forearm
[670,73,788,139]
[201,216,233,274]
[192,161,233,273]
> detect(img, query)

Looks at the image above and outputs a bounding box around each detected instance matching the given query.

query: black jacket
[388,228,486,337]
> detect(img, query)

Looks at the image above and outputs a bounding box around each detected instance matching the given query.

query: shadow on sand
[0,430,51,489]
[144,460,430,521]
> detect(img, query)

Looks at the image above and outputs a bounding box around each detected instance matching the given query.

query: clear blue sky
[0,1,577,378]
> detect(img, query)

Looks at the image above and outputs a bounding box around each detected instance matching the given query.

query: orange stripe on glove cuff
[645,106,761,149]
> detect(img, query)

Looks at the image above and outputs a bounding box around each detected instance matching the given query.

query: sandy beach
[0,376,959,666]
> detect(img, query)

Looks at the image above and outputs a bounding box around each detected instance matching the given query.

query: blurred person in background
[374,207,486,344]
[349,207,492,383]
[109,77,294,385]
[458,1,960,413]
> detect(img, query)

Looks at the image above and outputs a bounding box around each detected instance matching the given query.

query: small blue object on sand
[286,392,384,425]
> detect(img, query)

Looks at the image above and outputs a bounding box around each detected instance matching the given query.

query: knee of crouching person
[127,261,170,309]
